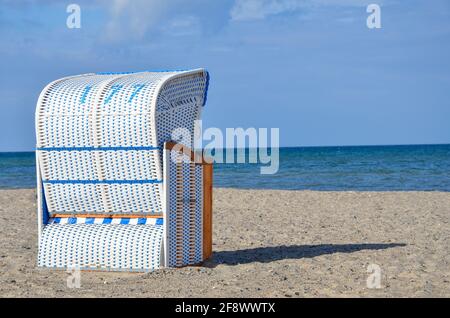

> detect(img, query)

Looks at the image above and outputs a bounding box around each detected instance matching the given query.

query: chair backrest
[36,69,209,217]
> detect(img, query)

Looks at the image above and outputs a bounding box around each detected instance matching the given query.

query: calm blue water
[1,144,449,191]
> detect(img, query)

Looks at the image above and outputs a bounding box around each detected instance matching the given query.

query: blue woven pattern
[38,223,164,271]
[39,149,160,181]
[166,150,203,267]
[194,164,203,261]
[43,183,163,214]
[36,69,209,271]
[37,74,114,147]
[36,70,208,217]
[155,72,206,162]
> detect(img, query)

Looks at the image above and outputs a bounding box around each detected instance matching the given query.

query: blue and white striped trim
[49,217,164,225]
[37,146,159,151]
[42,179,163,185]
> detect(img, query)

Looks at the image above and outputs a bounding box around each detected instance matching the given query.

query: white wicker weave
[36,69,209,271]
[163,149,203,267]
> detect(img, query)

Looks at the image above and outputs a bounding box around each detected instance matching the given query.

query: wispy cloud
[230,0,379,21]
[99,0,374,41]
[101,0,231,42]
[161,15,202,37]
[230,0,305,21]
[103,0,174,41]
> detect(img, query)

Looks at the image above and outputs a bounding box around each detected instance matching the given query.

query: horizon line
[1,142,450,153]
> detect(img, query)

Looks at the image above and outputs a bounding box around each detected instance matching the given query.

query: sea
[1,144,449,191]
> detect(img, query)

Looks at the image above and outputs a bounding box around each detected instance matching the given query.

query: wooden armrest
[164,141,213,165]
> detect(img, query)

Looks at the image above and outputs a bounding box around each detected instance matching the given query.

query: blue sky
[0,0,449,151]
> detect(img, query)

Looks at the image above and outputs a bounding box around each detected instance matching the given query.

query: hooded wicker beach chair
[35,69,212,271]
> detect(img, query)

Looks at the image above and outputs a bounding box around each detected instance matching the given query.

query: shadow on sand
[204,243,406,267]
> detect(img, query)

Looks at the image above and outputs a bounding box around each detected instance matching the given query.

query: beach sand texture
[0,188,449,297]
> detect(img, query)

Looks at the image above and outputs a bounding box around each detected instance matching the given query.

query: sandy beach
[0,188,449,297]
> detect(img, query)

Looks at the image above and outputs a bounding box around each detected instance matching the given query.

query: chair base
[38,223,164,272]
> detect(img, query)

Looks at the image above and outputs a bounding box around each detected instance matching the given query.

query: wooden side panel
[202,163,213,261]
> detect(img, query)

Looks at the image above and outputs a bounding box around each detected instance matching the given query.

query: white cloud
[230,0,381,21]
[101,0,382,40]
[230,0,306,21]
[103,0,174,41]
[101,0,215,41]
[162,16,202,37]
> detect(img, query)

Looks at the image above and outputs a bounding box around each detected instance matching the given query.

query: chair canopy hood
[35,69,209,216]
